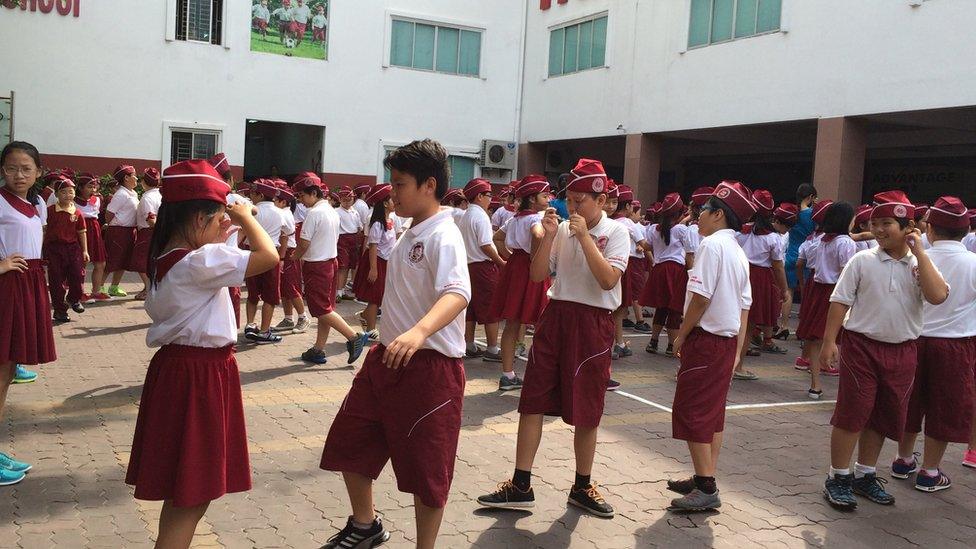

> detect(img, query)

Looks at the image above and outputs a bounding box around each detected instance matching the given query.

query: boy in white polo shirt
[891,196,976,492]
[667,181,755,512]
[320,140,470,549]
[477,158,629,518]
[292,174,368,366]
[252,0,271,39]
[243,180,290,344]
[821,190,948,510]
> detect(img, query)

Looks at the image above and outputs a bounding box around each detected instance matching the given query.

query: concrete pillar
[623,133,662,204]
[517,141,546,179]
[812,117,866,204]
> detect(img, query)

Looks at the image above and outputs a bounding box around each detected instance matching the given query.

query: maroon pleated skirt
[128,227,153,274]
[125,344,250,508]
[0,260,57,365]
[83,217,107,263]
[747,264,780,327]
[640,260,688,311]
[628,256,648,301]
[353,256,388,306]
[488,249,550,324]
[104,225,136,273]
[796,281,834,341]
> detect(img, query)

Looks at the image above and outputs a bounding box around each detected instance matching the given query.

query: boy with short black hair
[320,139,470,549]
[477,158,630,518]
[821,190,949,510]
[458,178,505,362]
[244,180,289,344]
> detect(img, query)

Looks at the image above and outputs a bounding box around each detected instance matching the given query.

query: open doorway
[244,120,325,181]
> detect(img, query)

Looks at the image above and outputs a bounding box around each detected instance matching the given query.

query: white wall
[520,0,976,142]
[0,0,524,178]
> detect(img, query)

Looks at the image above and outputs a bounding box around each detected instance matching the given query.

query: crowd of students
[2,137,976,548]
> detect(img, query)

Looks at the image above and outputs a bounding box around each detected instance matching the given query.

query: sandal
[733,370,759,381]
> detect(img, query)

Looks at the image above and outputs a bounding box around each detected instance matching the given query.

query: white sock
[922,468,939,476]
[829,466,850,477]
[283,315,293,322]
[297,314,306,321]
[502,371,516,380]
[466,342,478,353]
[897,454,916,463]
[487,345,500,354]
[853,462,876,478]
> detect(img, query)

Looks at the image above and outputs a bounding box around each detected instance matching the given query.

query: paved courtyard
[3,277,975,548]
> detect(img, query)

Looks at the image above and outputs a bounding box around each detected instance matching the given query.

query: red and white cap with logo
[812,199,834,224]
[659,192,685,218]
[207,153,232,178]
[293,173,323,193]
[253,179,280,200]
[871,190,914,220]
[463,178,492,202]
[617,184,634,203]
[113,164,135,184]
[774,202,799,224]
[712,180,758,224]
[515,174,550,199]
[160,160,231,204]
[52,176,75,192]
[853,204,872,226]
[913,203,929,222]
[690,186,715,207]
[751,189,775,217]
[566,158,609,194]
[925,196,970,230]
[143,167,160,186]
[365,184,392,207]
[354,184,372,195]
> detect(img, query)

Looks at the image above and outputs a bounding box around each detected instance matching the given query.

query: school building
[3,0,976,204]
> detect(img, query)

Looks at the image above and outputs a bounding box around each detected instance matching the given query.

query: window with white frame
[176,0,224,45]
[171,130,219,164]
[549,14,608,77]
[688,0,781,49]
[390,18,483,77]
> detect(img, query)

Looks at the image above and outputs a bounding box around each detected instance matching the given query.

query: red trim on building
[540,0,552,10]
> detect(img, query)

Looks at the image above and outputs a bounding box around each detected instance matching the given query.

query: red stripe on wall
[540,0,551,10]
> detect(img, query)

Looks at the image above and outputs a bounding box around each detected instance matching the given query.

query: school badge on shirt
[409,242,425,264]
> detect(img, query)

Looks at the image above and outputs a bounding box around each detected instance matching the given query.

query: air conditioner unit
[545,146,573,173]
[479,140,517,170]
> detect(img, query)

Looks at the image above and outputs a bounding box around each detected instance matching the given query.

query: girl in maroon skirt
[104,165,139,297]
[610,185,650,358]
[804,202,856,399]
[732,190,789,380]
[640,193,695,358]
[352,185,395,338]
[125,159,279,548]
[794,199,833,371]
[0,142,57,486]
[771,202,799,339]
[130,168,161,300]
[75,174,110,302]
[273,186,308,333]
[489,174,551,389]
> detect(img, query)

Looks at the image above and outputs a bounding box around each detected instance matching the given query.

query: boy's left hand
[568,214,589,240]
[906,229,924,254]
[383,326,427,369]
[82,252,90,263]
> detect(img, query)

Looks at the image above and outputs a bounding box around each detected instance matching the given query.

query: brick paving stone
[3,280,975,547]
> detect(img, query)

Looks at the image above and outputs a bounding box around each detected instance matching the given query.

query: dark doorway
[244,120,324,180]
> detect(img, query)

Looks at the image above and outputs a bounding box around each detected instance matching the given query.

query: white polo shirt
[962,232,976,253]
[300,199,340,261]
[491,206,515,230]
[366,220,396,261]
[830,247,932,344]
[336,207,362,235]
[451,206,465,225]
[136,187,162,230]
[76,195,101,219]
[458,204,494,263]
[921,240,976,338]
[855,239,877,252]
[647,223,693,265]
[107,186,139,227]
[391,213,411,234]
[686,223,702,256]
[294,202,307,224]
[735,230,785,268]
[224,192,251,247]
[684,229,752,338]
[797,233,822,268]
[0,189,45,259]
[280,207,297,249]
[254,201,287,243]
[145,245,250,348]
[548,213,630,311]
[379,208,470,358]
[813,235,857,284]
[353,198,370,229]
[613,215,646,258]
[502,211,543,253]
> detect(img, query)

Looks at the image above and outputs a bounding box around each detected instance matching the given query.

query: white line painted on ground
[725,400,837,410]
[613,390,673,413]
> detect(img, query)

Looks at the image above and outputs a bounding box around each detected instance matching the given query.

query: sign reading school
[1,0,79,17]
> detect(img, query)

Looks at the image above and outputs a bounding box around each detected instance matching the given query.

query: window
[171,130,219,164]
[381,148,476,189]
[688,0,781,48]
[176,0,223,45]
[549,15,607,77]
[390,18,482,76]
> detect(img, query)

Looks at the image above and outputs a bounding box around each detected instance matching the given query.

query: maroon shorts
[518,300,613,428]
[293,22,306,36]
[229,286,242,329]
[619,258,633,308]
[280,21,292,35]
[466,261,500,324]
[313,27,326,41]
[905,336,976,443]
[830,330,917,441]
[83,217,106,263]
[302,259,338,317]
[0,260,56,365]
[626,256,648,304]
[245,262,282,306]
[353,257,387,306]
[336,233,361,270]
[640,260,687,311]
[104,225,136,273]
[253,17,268,31]
[126,344,250,508]
[672,328,737,443]
[747,264,780,327]
[321,346,465,508]
[489,250,550,324]
[128,227,153,274]
[280,253,303,300]
[796,281,833,341]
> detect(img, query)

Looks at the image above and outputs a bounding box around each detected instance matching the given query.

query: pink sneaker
[794,357,811,371]
[822,365,840,376]
[963,449,976,469]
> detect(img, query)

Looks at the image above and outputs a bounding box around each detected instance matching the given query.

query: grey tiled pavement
[3,278,976,548]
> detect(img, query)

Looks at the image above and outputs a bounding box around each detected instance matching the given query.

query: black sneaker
[645,339,659,354]
[477,480,535,509]
[667,477,695,495]
[568,483,614,518]
[465,347,484,358]
[853,473,895,505]
[323,516,390,549]
[243,325,258,336]
[606,379,621,392]
[301,347,328,365]
[346,332,369,364]
[70,302,85,314]
[53,311,70,323]
[773,328,790,340]
[499,374,523,391]
[622,318,635,328]
[632,321,652,333]
[823,473,857,510]
[247,330,281,345]
[665,343,675,358]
